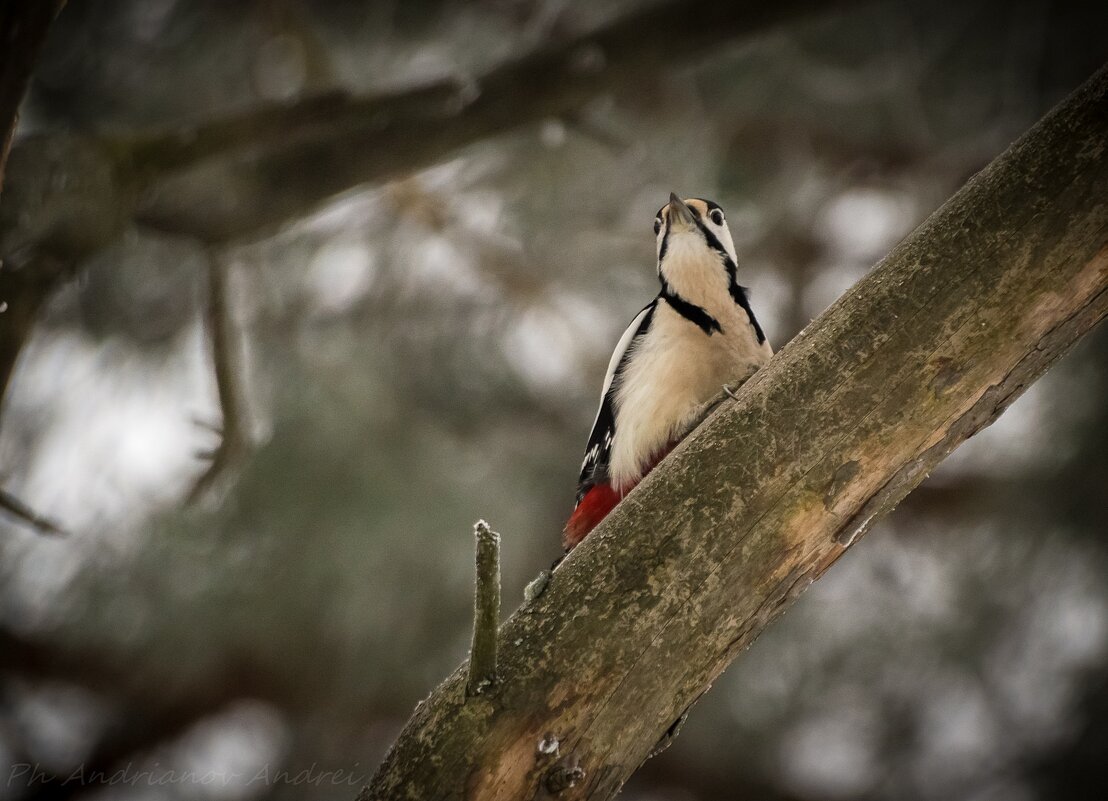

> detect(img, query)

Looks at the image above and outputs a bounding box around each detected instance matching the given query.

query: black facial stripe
[691,215,729,261]
[660,199,731,264]
[660,282,722,336]
[654,197,767,345]
[729,282,767,345]
[689,215,768,346]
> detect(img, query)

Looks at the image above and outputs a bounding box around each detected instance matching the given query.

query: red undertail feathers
[562,441,677,551]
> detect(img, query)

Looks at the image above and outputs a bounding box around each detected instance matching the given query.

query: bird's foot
[690,385,737,427]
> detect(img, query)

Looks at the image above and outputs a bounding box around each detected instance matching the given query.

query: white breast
[608,239,772,490]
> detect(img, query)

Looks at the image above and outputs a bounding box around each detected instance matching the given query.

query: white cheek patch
[715,225,738,266]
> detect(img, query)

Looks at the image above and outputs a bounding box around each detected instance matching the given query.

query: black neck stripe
[690,217,767,345]
[660,283,722,336]
[729,282,766,344]
[656,206,767,345]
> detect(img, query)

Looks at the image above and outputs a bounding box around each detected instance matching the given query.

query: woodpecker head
[654,193,738,279]
[651,194,744,321]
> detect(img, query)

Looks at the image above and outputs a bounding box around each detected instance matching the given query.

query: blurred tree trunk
[360,65,1108,801]
[0,0,65,412]
[0,0,65,193]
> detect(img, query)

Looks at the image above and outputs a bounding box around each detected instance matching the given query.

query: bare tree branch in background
[126,0,849,240]
[187,249,251,504]
[0,0,846,435]
[360,65,1108,801]
[0,485,63,536]
[0,0,66,193]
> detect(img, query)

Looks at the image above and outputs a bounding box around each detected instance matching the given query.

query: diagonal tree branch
[359,64,1108,801]
[127,0,846,240]
[119,0,837,185]
[0,0,846,249]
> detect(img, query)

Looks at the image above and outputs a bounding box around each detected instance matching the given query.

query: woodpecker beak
[667,192,696,232]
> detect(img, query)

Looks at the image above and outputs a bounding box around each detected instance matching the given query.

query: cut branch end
[466,519,501,697]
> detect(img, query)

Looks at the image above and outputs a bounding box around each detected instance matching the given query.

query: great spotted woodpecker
[562,193,773,550]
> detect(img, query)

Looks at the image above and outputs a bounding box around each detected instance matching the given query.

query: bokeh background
[1,1,1107,799]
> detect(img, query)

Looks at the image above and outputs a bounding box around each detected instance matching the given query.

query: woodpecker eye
[654,216,662,235]
[709,208,725,226]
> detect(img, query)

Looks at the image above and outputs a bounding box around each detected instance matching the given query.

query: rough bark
[360,65,1108,801]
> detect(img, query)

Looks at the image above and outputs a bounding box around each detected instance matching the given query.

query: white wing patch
[574,303,655,501]
[597,305,652,413]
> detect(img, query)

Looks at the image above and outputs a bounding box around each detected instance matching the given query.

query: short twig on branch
[186,250,250,504]
[466,519,501,697]
[0,486,63,536]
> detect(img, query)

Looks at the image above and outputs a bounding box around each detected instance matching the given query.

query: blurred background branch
[124,0,850,239]
[0,486,63,536]
[186,249,251,504]
[0,0,844,445]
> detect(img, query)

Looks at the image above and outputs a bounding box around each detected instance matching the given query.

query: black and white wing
[575,300,657,503]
